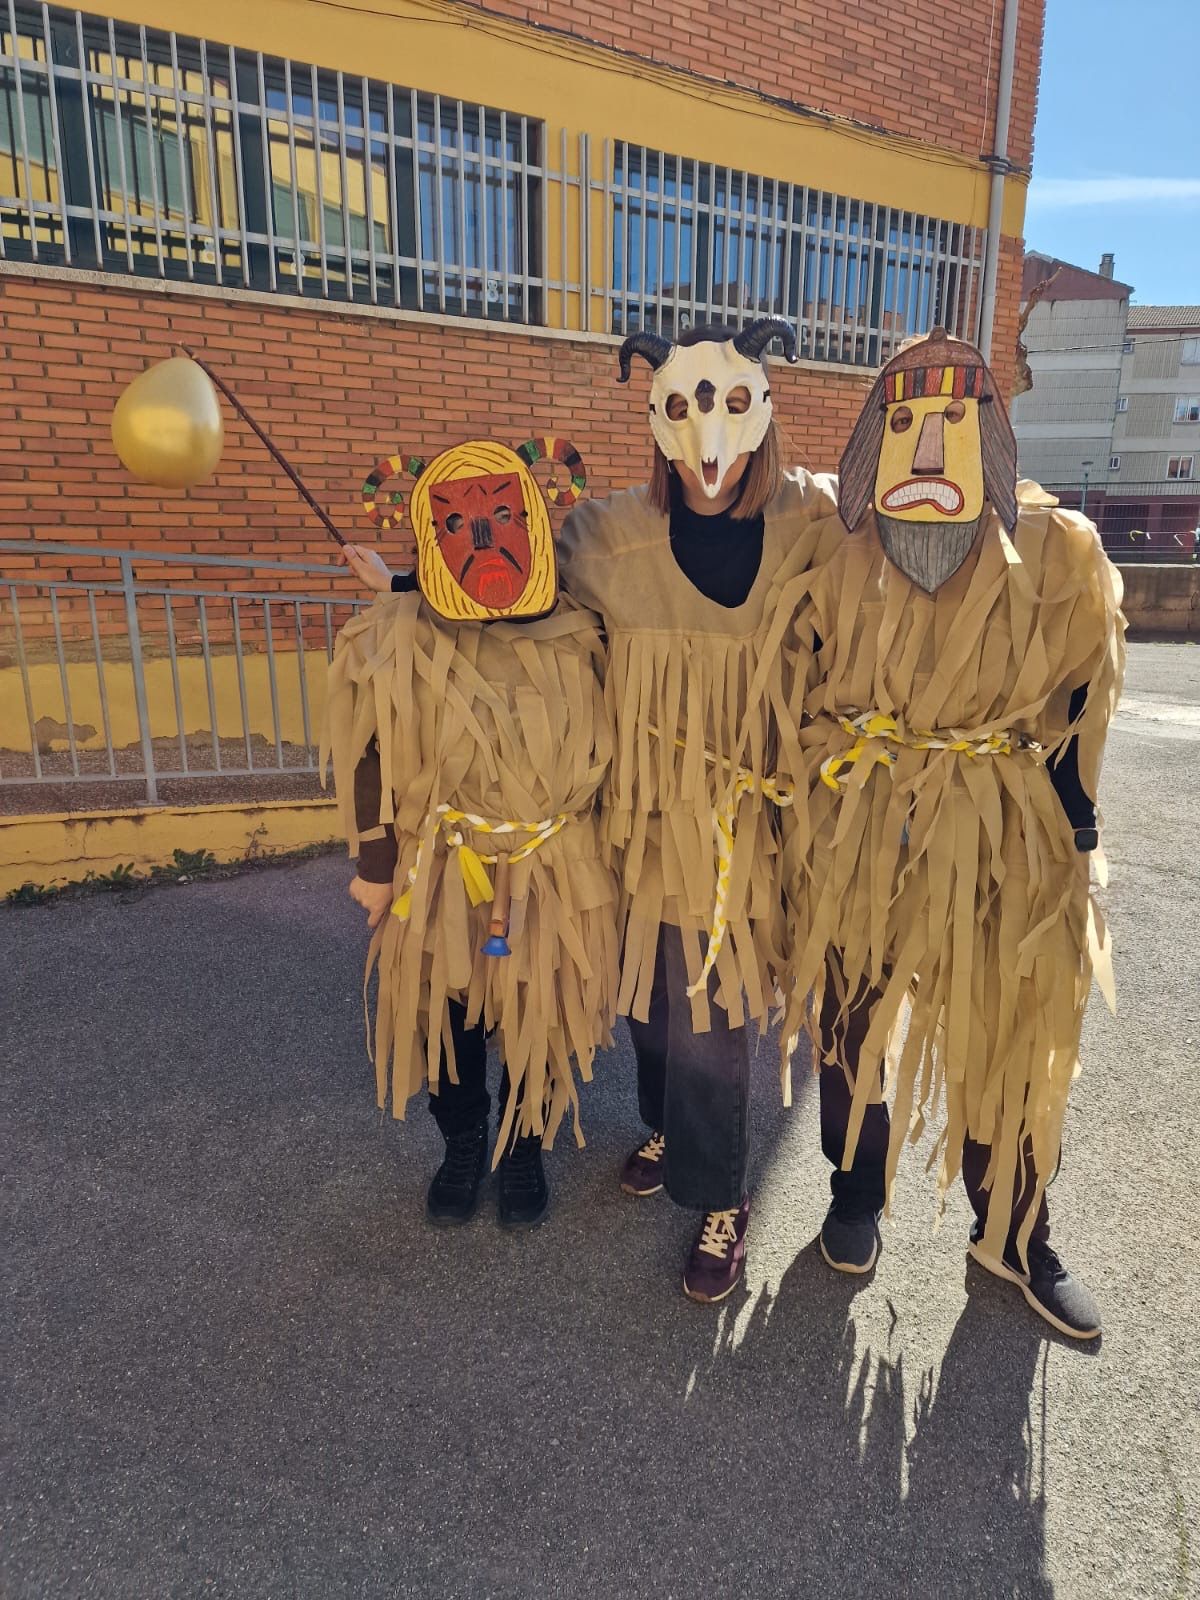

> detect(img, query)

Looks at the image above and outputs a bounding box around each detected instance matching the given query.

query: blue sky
[1024,0,1199,304]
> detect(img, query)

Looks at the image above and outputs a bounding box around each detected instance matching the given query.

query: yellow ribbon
[819,711,1033,791]
[687,762,794,999]
[391,804,571,921]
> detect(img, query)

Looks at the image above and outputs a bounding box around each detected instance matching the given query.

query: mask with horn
[362,437,586,623]
[618,317,798,500]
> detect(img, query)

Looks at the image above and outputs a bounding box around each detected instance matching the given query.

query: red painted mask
[428,472,532,612]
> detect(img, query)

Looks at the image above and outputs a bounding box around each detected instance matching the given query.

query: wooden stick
[180,346,346,547]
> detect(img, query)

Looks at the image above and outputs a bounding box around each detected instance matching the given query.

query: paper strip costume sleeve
[558,469,840,1034]
[323,591,618,1158]
[778,484,1126,1270]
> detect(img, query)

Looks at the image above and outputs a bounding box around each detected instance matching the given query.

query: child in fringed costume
[324,438,618,1230]
[778,328,1125,1338]
[559,318,841,1302]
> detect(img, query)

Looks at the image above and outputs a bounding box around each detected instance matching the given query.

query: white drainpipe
[978,0,1020,360]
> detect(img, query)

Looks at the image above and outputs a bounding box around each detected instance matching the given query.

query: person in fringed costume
[325,437,618,1230]
[778,328,1125,1338]
[559,319,841,1302]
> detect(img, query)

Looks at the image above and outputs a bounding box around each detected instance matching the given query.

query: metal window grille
[604,143,986,365]
[0,1,545,319]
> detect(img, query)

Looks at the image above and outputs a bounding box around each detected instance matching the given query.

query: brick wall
[468,0,1047,169]
[0,272,881,586]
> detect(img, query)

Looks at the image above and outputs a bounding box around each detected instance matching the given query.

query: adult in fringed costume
[777,328,1125,1338]
[325,437,618,1230]
[559,318,841,1303]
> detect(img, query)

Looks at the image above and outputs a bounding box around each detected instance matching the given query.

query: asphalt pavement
[4,641,1198,1600]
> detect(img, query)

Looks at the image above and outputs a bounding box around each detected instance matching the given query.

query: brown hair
[838,328,1019,533]
[644,322,785,520]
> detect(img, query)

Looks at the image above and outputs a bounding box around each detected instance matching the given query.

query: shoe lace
[1027,1241,1066,1282]
[501,1138,542,1194]
[637,1131,665,1162]
[443,1127,485,1181]
[698,1208,739,1260]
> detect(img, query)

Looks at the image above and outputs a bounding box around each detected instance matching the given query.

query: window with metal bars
[609,144,986,366]
[0,2,544,320]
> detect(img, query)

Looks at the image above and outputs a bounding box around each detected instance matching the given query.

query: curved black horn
[617,331,674,383]
[733,316,799,365]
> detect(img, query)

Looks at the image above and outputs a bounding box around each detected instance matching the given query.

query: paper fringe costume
[325,439,616,1157]
[777,329,1126,1268]
[559,457,841,1030]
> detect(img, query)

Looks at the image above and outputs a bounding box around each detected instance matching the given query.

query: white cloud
[1028,177,1200,208]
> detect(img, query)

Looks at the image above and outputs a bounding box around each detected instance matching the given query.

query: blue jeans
[627,925,750,1211]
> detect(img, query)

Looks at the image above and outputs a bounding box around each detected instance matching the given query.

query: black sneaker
[497,1135,549,1230]
[426,1120,488,1226]
[819,1198,882,1274]
[968,1225,1102,1340]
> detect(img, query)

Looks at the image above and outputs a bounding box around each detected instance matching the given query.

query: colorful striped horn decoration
[513,438,588,506]
[361,454,427,529]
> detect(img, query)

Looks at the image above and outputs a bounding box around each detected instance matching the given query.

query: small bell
[481,853,512,958]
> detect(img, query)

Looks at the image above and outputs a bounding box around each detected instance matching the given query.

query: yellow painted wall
[1,650,330,755]
[0,797,342,894]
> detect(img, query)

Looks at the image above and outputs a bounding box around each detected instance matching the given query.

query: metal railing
[1040,481,1200,564]
[0,540,366,805]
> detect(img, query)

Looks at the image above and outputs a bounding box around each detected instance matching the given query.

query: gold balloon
[111,357,224,488]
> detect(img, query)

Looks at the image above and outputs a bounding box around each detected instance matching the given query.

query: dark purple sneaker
[968,1224,1102,1341]
[683,1197,750,1304]
[620,1130,665,1197]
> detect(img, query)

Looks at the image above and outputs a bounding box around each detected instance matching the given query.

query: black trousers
[627,925,750,1212]
[426,999,513,1140]
[818,969,1051,1255]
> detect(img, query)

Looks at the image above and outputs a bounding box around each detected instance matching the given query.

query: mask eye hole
[494,505,512,524]
[944,399,966,424]
[890,406,913,434]
[665,393,689,422]
[444,513,464,534]
[727,385,752,415]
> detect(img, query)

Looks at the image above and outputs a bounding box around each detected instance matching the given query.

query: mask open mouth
[701,459,720,489]
[880,478,964,515]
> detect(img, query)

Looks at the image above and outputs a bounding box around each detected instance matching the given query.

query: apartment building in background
[1111,306,1200,546]
[1,0,1045,573]
[1014,253,1199,552]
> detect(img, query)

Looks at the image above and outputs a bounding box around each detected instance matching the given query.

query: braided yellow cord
[685,760,794,1000]
[819,710,1036,791]
[392,804,571,920]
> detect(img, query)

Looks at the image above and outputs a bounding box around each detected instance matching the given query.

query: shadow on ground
[2,853,1069,1600]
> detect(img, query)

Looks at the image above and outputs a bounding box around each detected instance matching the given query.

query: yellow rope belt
[688,760,793,1000]
[392,804,571,921]
[819,711,1039,791]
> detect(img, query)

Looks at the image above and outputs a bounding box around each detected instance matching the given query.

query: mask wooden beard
[875,512,985,594]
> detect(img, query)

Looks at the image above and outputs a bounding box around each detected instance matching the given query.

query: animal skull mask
[618,319,799,499]
[362,438,586,623]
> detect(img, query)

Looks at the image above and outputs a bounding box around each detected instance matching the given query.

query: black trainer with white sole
[968,1225,1102,1340]
[819,1198,882,1274]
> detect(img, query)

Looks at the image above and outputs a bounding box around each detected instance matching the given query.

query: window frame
[1167,455,1195,481]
